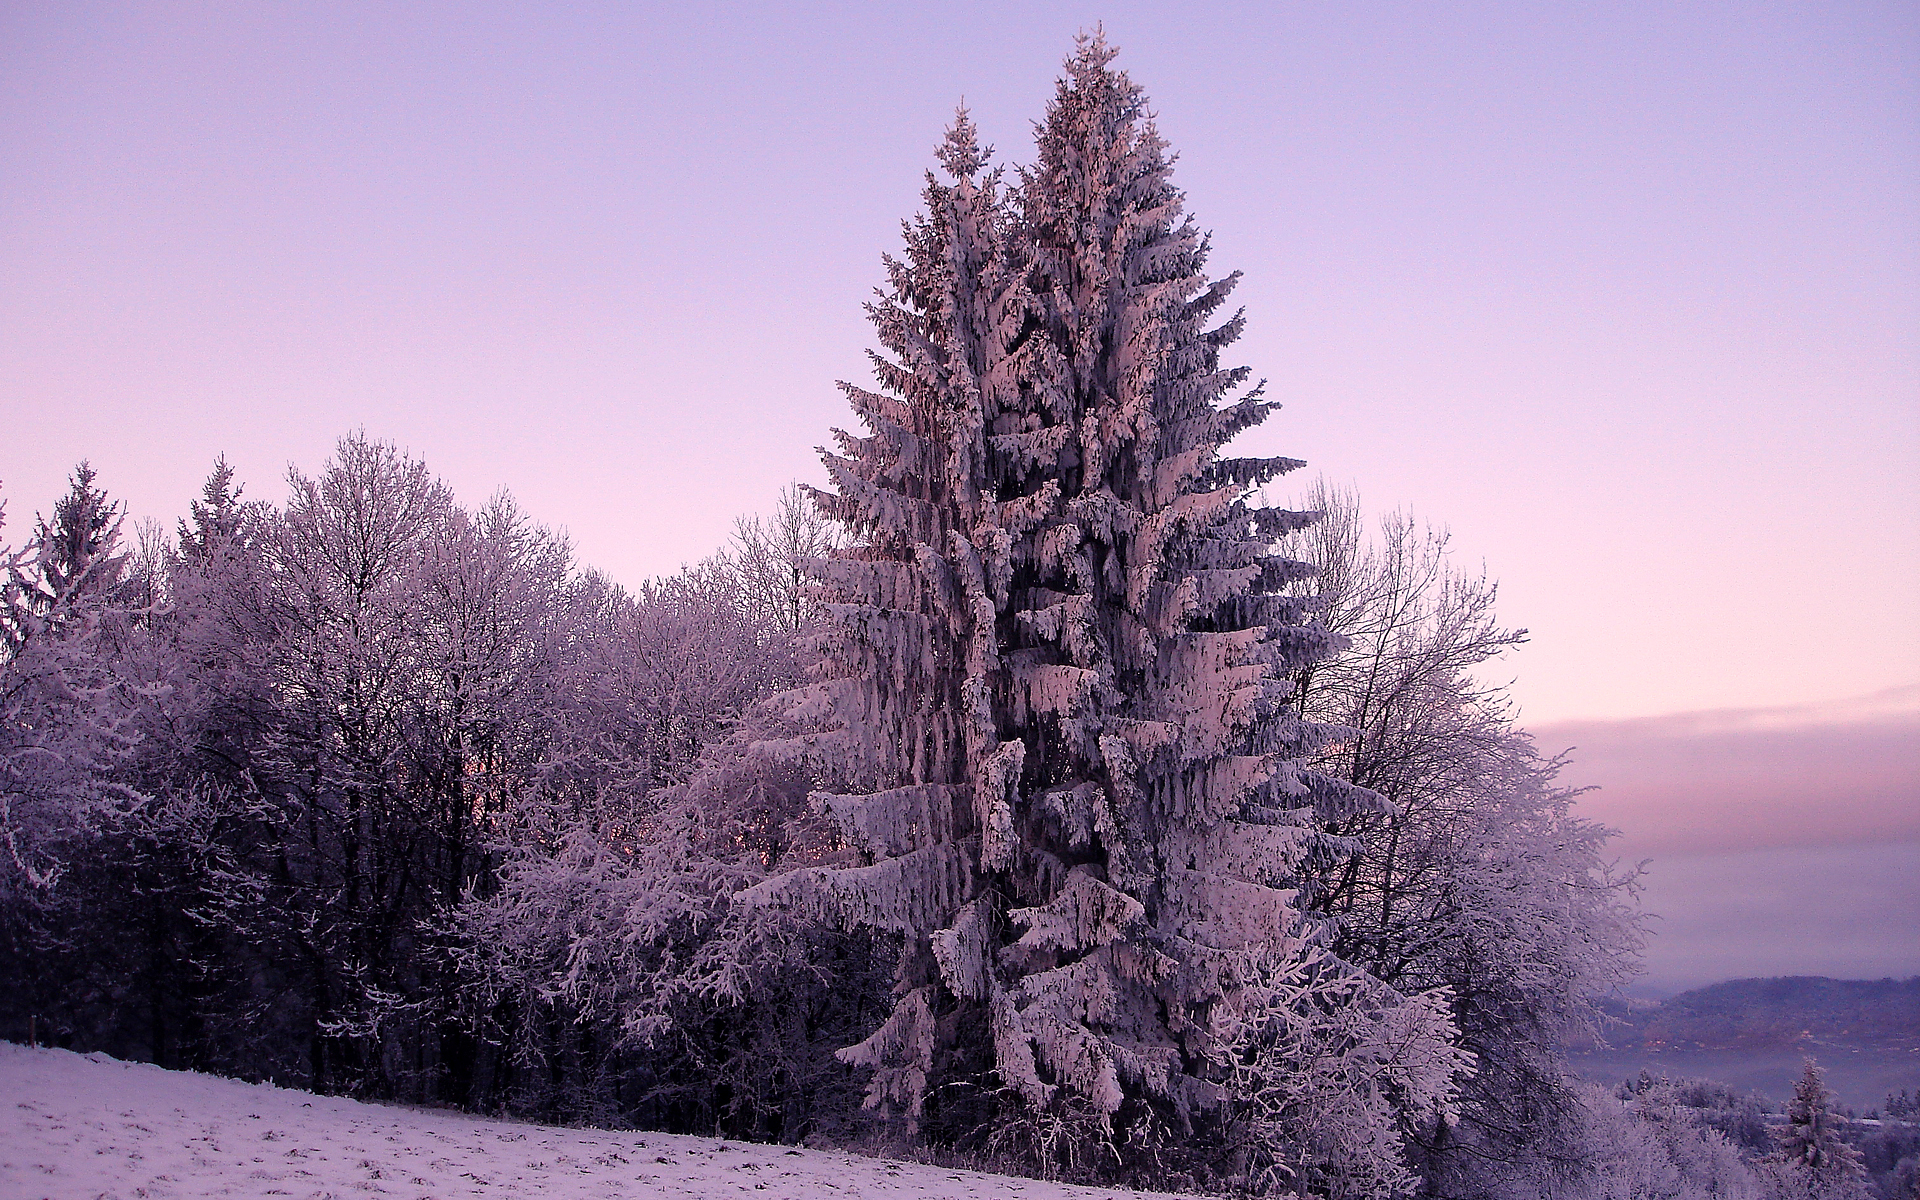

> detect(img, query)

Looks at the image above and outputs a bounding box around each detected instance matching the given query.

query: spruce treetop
[34,461,126,607]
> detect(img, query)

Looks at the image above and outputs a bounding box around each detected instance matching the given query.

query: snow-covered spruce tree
[742,38,1460,1189]
[32,463,127,612]
[0,467,143,893]
[1763,1060,1872,1200]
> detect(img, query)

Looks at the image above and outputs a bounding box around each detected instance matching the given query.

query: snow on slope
[0,1043,1189,1199]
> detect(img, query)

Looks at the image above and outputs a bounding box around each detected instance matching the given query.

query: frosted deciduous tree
[445,561,870,1136]
[573,561,800,795]
[727,482,846,637]
[244,435,586,1094]
[1280,482,1646,1196]
[0,443,829,1110]
[741,37,1460,1188]
[1570,1079,1764,1200]
[449,707,888,1138]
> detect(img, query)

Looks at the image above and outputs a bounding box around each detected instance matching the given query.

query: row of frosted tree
[2,36,1883,1200]
[0,447,808,1096]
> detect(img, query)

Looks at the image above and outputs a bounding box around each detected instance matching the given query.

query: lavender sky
[3,3,1915,987]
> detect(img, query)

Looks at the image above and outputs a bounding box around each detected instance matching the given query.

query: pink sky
[2,5,1915,986]
[1534,687,1920,987]
[3,3,1913,728]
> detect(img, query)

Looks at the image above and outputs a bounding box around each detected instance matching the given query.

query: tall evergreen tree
[34,462,126,608]
[176,455,256,565]
[0,465,140,890]
[744,36,1460,1187]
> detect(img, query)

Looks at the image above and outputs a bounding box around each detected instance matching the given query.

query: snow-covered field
[0,1042,1188,1199]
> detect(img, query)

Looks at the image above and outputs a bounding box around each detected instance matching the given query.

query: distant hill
[1603,976,1920,1053]
[1570,976,1920,1109]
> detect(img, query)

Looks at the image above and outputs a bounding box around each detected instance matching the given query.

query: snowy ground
[0,1043,1188,1199]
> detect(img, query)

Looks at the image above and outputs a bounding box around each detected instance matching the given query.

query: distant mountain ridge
[1573,976,1920,1109]
[1599,976,1920,1054]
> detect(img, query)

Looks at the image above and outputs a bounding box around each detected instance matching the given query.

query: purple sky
[3,4,1915,987]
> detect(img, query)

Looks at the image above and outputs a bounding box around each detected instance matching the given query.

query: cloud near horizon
[1533,687,1920,989]
[1535,686,1920,859]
